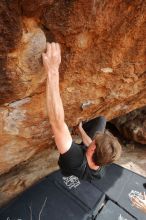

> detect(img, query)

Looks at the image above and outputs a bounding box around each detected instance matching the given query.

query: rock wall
[0,0,146,206]
[113,107,146,144]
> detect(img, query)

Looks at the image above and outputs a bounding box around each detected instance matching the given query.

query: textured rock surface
[0,0,146,206]
[0,148,59,207]
[113,107,146,144]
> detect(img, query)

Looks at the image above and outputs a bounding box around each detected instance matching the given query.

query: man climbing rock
[42,42,122,181]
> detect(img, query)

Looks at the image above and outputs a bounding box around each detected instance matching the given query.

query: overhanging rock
[0,0,146,206]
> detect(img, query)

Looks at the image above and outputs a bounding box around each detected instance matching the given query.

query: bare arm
[78,122,92,146]
[42,42,72,154]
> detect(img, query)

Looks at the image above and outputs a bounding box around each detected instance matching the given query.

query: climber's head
[86,130,122,168]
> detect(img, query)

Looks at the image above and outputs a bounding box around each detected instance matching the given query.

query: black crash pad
[96,200,135,220]
[117,172,146,220]
[0,164,146,220]
[91,164,146,220]
[0,171,105,220]
[91,164,133,201]
[46,170,105,217]
[0,198,33,220]
[0,180,89,220]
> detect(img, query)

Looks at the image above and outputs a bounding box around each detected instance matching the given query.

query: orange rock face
[0,0,146,206]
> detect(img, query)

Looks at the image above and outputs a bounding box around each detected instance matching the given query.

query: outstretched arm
[42,42,72,154]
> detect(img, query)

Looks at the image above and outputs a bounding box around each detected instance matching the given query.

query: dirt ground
[116,142,146,177]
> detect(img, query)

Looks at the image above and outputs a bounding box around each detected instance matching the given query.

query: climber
[42,42,122,181]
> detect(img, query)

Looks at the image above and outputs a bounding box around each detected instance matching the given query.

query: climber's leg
[82,116,106,139]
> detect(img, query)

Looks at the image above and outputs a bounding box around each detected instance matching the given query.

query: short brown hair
[92,130,122,166]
